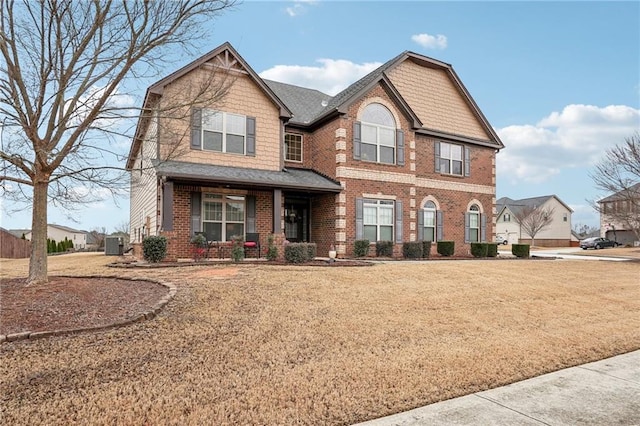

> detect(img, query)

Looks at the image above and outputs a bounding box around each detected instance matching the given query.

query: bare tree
[513,205,555,247]
[0,0,236,284]
[589,133,640,242]
[88,227,107,251]
[113,220,130,236]
[572,223,598,239]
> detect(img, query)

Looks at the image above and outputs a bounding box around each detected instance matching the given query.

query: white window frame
[360,103,396,165]
[439,142,464,176]
[201,109,246,154]
[363,199,394,242]
[468,204,480,243]
[202,194,246,242]
[423,201,437,242]
[284,133,303,162]
[504,213,511,222]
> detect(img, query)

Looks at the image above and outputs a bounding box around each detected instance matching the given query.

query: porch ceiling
[153,160,343,193]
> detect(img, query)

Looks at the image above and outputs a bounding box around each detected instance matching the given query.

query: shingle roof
[598,182,640,203]
[263,80,331,125]
[154,160,343,193]
[497,195,573,216]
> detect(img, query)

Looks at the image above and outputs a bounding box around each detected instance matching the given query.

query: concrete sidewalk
[355,350,640,426]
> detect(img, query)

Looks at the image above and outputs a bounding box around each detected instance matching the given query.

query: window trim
[363,199,395,242]
[423,201,437,242]
[202,194,246,242]
[435,141,471,177]
[196,108,248,155]
[359,103,397,165]
[467,204,480,243]
[284,132,303,162]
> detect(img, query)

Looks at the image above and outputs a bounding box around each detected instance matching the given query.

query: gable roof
[598,182,640,203]
[497,195,573,217]
[126,42,292,170]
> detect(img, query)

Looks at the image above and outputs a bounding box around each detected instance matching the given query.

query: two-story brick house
[126,42,504,260]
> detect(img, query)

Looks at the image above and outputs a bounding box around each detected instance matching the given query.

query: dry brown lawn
[1,253,639,425]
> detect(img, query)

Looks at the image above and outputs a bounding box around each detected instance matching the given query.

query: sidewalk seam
[473,394,552,426]
[577,366,640,386]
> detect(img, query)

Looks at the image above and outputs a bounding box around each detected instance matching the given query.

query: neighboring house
[126,42,504,260]
[495,195,573,247]
[24,224,88,250]
[598,182,640,246]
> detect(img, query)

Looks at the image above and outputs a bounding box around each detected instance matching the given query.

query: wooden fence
[0,228,31,258]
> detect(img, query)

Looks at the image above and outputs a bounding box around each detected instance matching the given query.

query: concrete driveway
[500,247,634,262]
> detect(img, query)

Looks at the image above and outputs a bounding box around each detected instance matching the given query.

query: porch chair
[244,233,261,258]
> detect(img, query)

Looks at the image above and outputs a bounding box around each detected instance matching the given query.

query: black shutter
[353,121,362,160]
[396,129,404,166]
[436,210,443,241]
[273,190,282,234]
[162,181,174,231]
[355,198,363,240]
[246,195,256,233]
[464,146,471,177]
[434,141,441,172]
[395,200,403,243]
[417,209,424,241]
[191,108,202,150]
[481,213,486,242]
[191,192,201,235]
[246,116,256,156]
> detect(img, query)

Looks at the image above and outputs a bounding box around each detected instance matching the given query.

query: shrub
[512,244,530,258]
[421,240,432,258]
[353,239,370,257]
[375,240,394,257]
[402,241,423,259]
[470,243,488,258]
[143,236,167,263]
[231,236,245,262]
[284,242,317,263]
[266,234,278,261]
[487,243,499,258]
[190,233,207,262]
[437,241,455,257]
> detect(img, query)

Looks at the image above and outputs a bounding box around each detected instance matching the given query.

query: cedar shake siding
[127,42,503,260]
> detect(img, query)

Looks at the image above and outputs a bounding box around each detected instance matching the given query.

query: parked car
[579,237,620,250]
[495,235,509,245]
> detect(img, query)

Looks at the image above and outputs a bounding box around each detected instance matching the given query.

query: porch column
[273,189,282,234]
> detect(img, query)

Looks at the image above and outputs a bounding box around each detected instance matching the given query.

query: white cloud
[411,33,448,50]
[497,104,640,184]
[285,0,318,17]
[259,59,383,96]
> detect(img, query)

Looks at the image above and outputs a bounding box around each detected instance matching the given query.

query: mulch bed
[0,276,169,336]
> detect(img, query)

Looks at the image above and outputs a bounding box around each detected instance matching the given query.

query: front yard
[1,253,639,425]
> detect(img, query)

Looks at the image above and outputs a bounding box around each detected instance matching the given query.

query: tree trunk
[28,180,49,285]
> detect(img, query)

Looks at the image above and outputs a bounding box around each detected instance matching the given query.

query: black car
[579,237,620,250]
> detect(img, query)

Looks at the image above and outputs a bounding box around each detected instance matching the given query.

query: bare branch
[512,205,556,246]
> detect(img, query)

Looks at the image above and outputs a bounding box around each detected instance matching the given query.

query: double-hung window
[467,204,480,242]
[202,194,245,241]
[285,133,302,162]
[202,110,246,154]
[435,141,470,176]
[423,201,437,242]
[360,103,396,164]
[363,199,394,242]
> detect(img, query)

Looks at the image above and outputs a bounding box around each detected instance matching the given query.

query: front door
[284,198,309,242]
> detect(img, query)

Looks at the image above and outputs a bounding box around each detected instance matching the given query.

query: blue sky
[2,1,639,233]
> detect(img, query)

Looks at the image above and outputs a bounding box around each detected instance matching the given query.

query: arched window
[423,201,436,242]
[360,103,396,164]
[467,204,480,243]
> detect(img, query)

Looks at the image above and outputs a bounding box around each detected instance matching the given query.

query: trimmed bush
[421,240,432,258]
[437,241,455,257]
[143,236,167,263]
[487,243,499,258]
[512,244,530,258]
[266,234,278,261]
[402,241,423,259]
[284,242,317,263]
[353,239,370,257]
[470,243,488,258]
[376,240,394,257]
